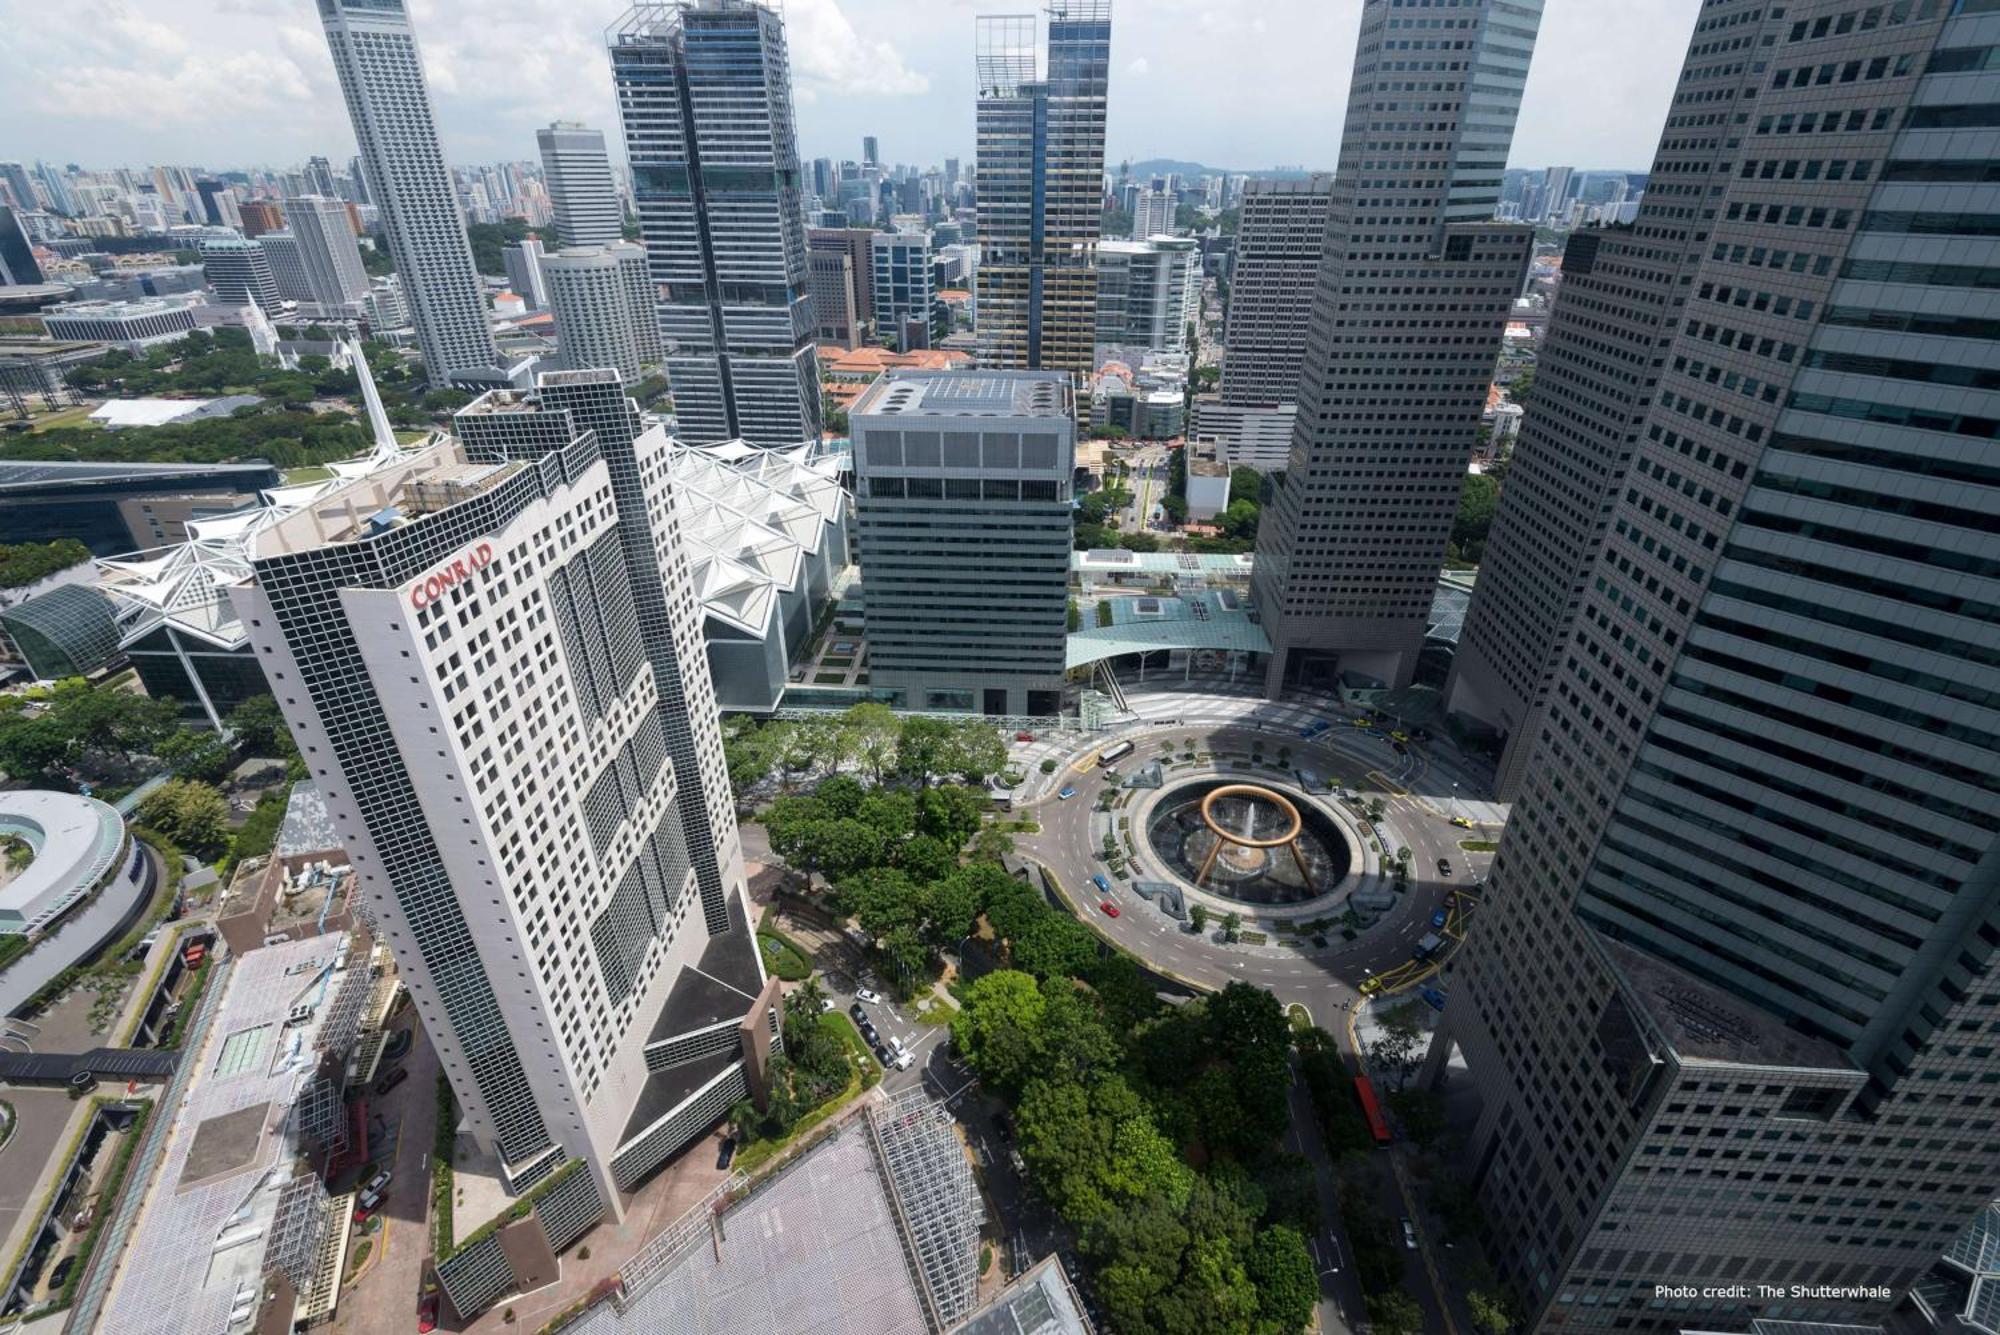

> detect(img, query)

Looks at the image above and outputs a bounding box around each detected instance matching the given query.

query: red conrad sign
[409,542,494,609]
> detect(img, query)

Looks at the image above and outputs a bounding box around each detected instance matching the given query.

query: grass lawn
[25,404,98,433]
[1458,839,1500,852]
[757,930,812,981]
[812,672,846,684]
[281,464,335,484]
[912,998,956,1027]
[394,429,430,444]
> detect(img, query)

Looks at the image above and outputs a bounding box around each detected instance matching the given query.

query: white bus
[1097,740,1135,767]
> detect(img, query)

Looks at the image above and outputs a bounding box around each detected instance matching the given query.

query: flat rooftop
[574,1115,933,1335]
[855,369,1072,421]
[254,440,523,556]
[98,934,355,1335]
[1598,937,1855,1073]
[950,1254,1091,1335]
[0,789,125,934]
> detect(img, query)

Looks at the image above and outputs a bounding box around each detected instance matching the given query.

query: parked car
[1449,815,1473,829]
[1016,731,1035,742]
[1413,932,1445,961]
[1431,907,1449,930]
[1057,785,1077,800]
[1421,987,1448,1012]
[1090,873,1111,895]
[374,1066,409,1097]
[894,1049,914,1070]
[47,1256,75,1291]
[362,1167,393,1196]
[873,1043,893,1066]
[818,997,835,1012]
[418,1293,440,1333]
[355,1186,386,1221]
[716,1138,737,1170]
[856,988,883,1005]
[1401,1217,1418,1250]
[849,1002,867,1022]
[1298,719,1331,739]
[382,1028,413,1061]
[859,1019,879,1044]
[1099,901,1121,919]
[1437,858,1454,877]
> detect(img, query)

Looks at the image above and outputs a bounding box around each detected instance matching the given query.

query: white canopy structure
[664,438,848,639]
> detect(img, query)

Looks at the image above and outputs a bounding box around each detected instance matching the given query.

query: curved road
[1015,716,1500,1335]
[1018,723,1489,1026]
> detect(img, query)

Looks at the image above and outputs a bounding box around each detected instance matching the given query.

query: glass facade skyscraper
[608,1,821,446]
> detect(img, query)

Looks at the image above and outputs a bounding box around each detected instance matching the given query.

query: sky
[0,0,1703,176]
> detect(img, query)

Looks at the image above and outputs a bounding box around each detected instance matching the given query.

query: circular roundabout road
[1014,719,1500,1033]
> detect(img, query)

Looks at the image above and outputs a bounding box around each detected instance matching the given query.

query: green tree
[1469,1290,1516,1335]
[1388,1086,1448,1149]
[843,702,902,784]
[137,778,231,858]
[799,818,887,881]
[0,539,91,589]
[920,870,983,945]
[1366,1292,1426,1335]
[942,722,1008,783]
[951,970,1048,1096]
[225,694,292,756]
[835,866,919,935]
[1011,912,1097,980]
[895,833,958,883]
[158,728,234,783]
[814,773,867,817]
[1452,472,1502,564]
[1369,1001,1429,1089]
[968,824,1016,864]
[1189,903,1209,934]
[917,784,984,848]
[894,716,955,780]
[1244,1226,1317,1334]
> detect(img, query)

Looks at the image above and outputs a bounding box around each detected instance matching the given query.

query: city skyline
[3,0,1698,176]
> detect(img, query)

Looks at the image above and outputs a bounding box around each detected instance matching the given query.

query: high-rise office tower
[239,199,284,238]
[862,135,879,168]
[808,226,877,337]
[543,243,660,383]
[257,233,315,304]
[1438,3,2000,1329]
[1536,163,1574,223]
[1219,175,1334,408]
[319,0,500,383]
[1093,237,1199,353]
[807,247,862,348]
[0,208,43,286]
[1128,186,1172,240]
[347,154,373,207]
[0,163,39,213]
[609,1,821,447]
[201,238,282,309]
[851,370,1075,717]
[974,1,1112,380]
[1250,0,1540,694]
[944,157,960,187]
[34,162,76,218]
[871,231,935,352]
[235,373,771,1221]
[304,154,339,198]
[537,122,623,249]
[194,178,229,227]
[503,237,550,311]
[286,194,372,311]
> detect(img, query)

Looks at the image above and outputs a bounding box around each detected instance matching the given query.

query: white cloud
[1127,56,1150,76]
[785,0,931,102]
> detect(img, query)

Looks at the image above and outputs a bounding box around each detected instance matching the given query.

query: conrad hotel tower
[234,372,773,1240]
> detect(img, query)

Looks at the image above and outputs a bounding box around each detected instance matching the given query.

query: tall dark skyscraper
[609,1,822,446]
[0,207,43,286]
[974,0,1112,381]
[1250,0,1540,695]
[1436,2,2000,1329]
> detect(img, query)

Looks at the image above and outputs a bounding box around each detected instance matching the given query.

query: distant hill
[1120,158,1325,181]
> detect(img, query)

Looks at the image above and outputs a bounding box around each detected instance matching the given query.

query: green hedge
[431,1076,457,1257]
[440,1160,583,1265]
[758,932,811,982]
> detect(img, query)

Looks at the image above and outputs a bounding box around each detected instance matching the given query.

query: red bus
[1354,1075,1392,1146]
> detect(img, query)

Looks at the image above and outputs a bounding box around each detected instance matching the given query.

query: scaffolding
[266,1170,332,1294]
[975,15,1040,97]
[315,941,373,1061]
[868,1088,984,1332]
[294,1071,349,1161]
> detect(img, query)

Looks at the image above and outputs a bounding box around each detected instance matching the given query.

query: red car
[1099,901,1120,918]
[418,1293,440,1333]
